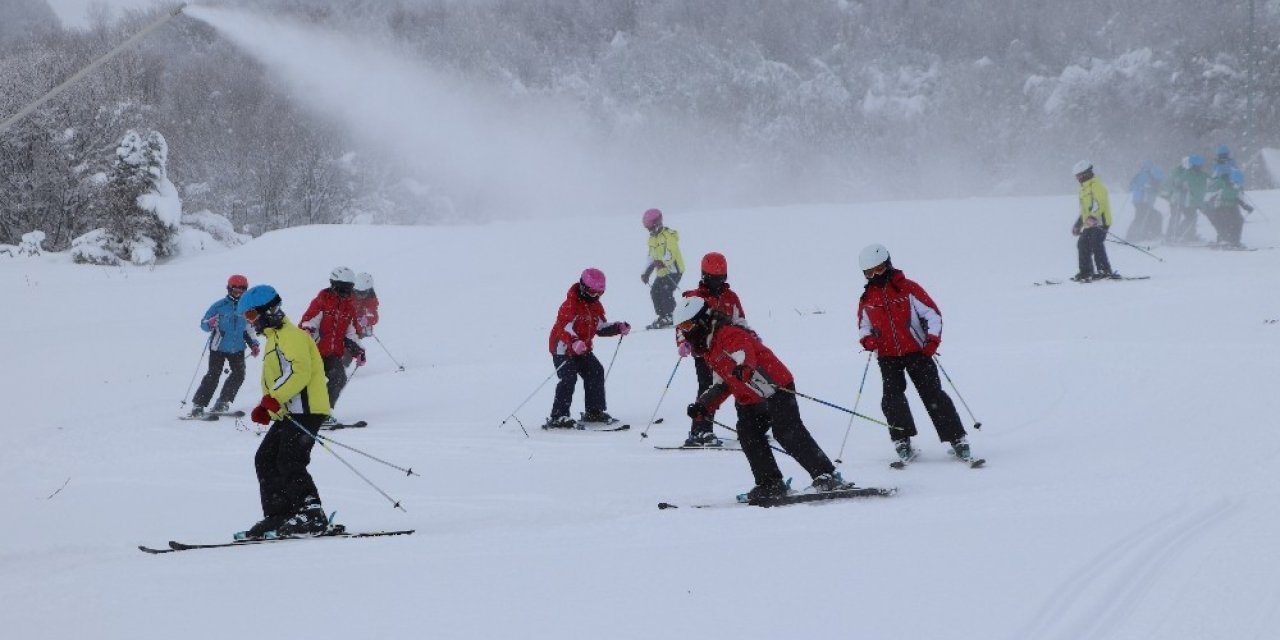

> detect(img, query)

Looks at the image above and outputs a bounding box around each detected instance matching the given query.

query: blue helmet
[1188,154,1204,168]
[236,284,280,314]
[1216,144,1231,158]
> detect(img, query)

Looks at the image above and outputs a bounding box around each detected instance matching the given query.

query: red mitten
[859,336,879,352]
[922,337,940,357]
[251,395,281,425]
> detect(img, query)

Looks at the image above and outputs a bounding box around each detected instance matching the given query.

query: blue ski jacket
[200,296,257,353]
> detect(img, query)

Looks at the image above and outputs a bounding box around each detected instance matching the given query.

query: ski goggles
[862,263,888,278]
[242,307,263,323]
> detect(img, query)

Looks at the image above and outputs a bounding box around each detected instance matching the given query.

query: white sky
[45,0,166,29]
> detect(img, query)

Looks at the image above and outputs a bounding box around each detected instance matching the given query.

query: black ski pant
[649,272,682,318]
[255,413,324,519]
[1076,226,1112,276]
[1210,205,1244,245]
[878,353,966,444]
[193,350,246,408]
[550,352,606,419]
[322,355,347,408]
[735,385,835,485]
[690,355,716,434]
[1126,203,1163,243]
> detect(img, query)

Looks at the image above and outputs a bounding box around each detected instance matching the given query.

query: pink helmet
[642,208,663,229]
[580,268,606,293]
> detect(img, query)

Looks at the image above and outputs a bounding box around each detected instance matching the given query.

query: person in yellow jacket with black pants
[234,284,338,541]
[640,208,686,329]
[1070,161,1118,282]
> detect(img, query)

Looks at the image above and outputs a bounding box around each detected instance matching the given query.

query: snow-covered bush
[93,129,183,265]
[18,230,44,255]
[70,229,124,265]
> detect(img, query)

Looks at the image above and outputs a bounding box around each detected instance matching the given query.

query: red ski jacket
[695,324,793,410]
[299,289,360,358]
[354,293,379,336]
[548,284,611,355]
[856,270,943,357]
[681,283,747,325]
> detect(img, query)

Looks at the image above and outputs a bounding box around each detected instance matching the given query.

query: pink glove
[678,341,692,357]
[249,343,260,358]
[205,315,219,329]
[571,340,588,355]
[617,322,631,336]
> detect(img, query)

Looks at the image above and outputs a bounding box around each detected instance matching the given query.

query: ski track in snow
[1010,497,1238,640]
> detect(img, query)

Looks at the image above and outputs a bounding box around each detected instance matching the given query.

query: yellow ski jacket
[646,227,685,277]
[259,318,331,417]
[1077,176,1112,227]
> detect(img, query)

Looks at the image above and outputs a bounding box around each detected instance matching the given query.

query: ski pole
[499,359,569,437]
[641,357,682,439]
[710,419,792,458]
[603,334,625,383]
[834,352,873,465]
[316,432,419,477]
[180,334,212,408]
[1106,232,1164,262]
[933,356,982,430]
[284,415,407,511]
[371,334,406,371]
[774,385,900,431]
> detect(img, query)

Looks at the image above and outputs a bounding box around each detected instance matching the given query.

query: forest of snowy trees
[2,0,1277,253]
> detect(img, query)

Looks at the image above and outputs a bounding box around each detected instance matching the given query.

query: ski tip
[653,417,664,424]
[657,502,678,510]
[889,461,906,469]
[970,458,987,468]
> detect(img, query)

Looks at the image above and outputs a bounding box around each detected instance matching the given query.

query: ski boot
[1070,272,1094,283]
[810,471,852,492]
[211,401,231,414]
[950,437,972,460]
[235,513,287,541]
[579,409,615,424]
[894,438,915,462]
[739,477,791,504]
[683,430,723,447]
[541,416,577,430]
[320,415,339,429]
[188,405,206,418]
[275,499,332,538]
[645,315,673,330]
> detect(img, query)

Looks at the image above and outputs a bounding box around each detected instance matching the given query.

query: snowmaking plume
[183,5,648,220]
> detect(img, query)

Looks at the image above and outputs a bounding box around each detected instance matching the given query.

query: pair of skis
[1035,275,1150,286]
[658,485,896,510]
[890,448,985,469]
[177,409,245,422]
[139,529,414,554]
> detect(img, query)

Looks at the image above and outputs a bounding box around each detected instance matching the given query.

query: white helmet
[330,266,355,284]
[858,244,890,271]
[1072,160,1093,176]
[355,272,374,291]
[672,296,708,327]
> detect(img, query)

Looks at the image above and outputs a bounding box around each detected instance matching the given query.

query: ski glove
[686,402,710,421]
[860,336,878,352]
[355,347,367,367]
[205,315,219,329]
[616,322,631,337]
[677,341,692,357]
[641,272,651,285]
[249,342,260,358]
[922,336,940,358]
[251,395,281,425]
[571,340,589,355]
[731,364,750,381]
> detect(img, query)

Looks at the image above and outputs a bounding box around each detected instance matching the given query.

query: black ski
[654,443,742,451]
[178,414,218,422]
[138,529,414,554]
[658,486,895,510]
[321,420,367,431]
[208,410,246,418]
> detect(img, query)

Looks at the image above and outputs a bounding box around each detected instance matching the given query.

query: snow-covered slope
[2,193,1278,639]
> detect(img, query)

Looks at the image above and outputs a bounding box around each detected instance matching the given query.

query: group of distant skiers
[542,208,973,503]
[1072,144,1253,282]
[190,267,378,539]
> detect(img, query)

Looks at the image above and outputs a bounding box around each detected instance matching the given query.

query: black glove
[731,364,749,381]
[687,402,709,421]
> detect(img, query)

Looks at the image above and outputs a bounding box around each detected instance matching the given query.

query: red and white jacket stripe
[856,270,943,357]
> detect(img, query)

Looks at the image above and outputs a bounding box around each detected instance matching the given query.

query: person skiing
[189,274,260,417]
[353,272,379,339]
[640,208,685,330]
[300,266,364,426]
[1168,154,1210,243]
[1205,166,1251,248]
[544,268,631,429]
[855,243,971,465]
[1070,160,1117,281]
[1212,144,1240,178]
[235,284,337,540]
[675,297,849,502]
[1125,161,1165,243]
[677,252,749,447]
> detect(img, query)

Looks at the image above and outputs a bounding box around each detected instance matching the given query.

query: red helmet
[227,274,249,289]
[700,252,727,277]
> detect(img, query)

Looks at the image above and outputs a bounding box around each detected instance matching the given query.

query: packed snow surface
[3,193,1278,639]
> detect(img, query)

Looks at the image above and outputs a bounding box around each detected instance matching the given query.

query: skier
[640,208,685,330]
[353,272,379,338]
[675,296,849,502]
[678,252,749,447]
[1205,166,1251,248]
[189,274,260,417]
[544,268,631,429]
[1070,160,1118,281]
[1163,157,1191,241]
[1125,161,1165,243]
[855,243,971,464]
[300,266,364,426]
[235,284,336,540]
[1212,144,1240,178]
[1171,154,1209,242]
